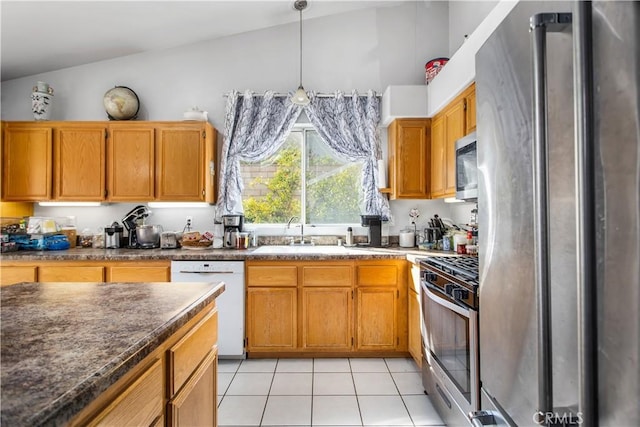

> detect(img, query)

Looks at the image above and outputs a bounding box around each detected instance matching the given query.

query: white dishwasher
[171,260,245,358]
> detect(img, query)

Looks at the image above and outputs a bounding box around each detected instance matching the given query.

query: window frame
[240,123,363,234]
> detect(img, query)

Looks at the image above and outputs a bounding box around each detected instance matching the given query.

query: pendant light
[291,0,310,106]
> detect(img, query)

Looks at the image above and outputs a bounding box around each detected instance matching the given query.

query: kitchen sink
[252,245,350,254]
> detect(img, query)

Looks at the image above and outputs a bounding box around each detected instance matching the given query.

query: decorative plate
[103,86,140,120]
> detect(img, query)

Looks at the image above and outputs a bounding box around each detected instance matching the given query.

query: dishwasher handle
[178,270,237,274]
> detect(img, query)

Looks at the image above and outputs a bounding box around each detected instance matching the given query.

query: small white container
[183,106,208,121]
[453,233,468,252]
[399,229,415,248]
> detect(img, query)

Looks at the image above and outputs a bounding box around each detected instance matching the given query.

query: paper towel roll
[377,159,387,188]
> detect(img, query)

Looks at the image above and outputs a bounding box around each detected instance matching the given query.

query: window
[240,127,363,225]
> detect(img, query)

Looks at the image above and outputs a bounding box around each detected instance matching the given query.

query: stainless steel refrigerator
[475,1,639,426]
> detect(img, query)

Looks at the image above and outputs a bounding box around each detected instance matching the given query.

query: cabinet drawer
[168,308,218,395]
[0,266,37,286]
[39,266,104,282]
[357,265,398,286]
[88,359,163,427]
[247,265,297,287]
[108,266,170,282]
[302,265,353,287]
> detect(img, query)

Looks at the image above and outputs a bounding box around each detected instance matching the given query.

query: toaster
[160,231,178,249]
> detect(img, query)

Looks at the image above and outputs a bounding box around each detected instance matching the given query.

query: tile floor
[217,357,444,427]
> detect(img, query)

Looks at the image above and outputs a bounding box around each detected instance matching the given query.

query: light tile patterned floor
[217,357,444,427]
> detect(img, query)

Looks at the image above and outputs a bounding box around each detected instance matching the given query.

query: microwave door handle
[530,11,572,417]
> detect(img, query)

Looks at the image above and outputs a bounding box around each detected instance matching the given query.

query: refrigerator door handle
[529,11,572,418]
[573,2,598,424]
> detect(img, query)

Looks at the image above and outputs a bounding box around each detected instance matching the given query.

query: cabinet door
[156,126,205,201]
[301,287,352,351]
[54,126,106,200]
[247,287,297,351]
[108,265,170,282]
[89,359,163,427]
[465,84,477,134]
[444,100,465,197]
[408,263,422,367]
[408,289,422,367]
[2,126,52,201]
[107,126,155,201]
[0,266,38,286]
[430,114,446,198]
[388,119,430,199]
[38,266,104,282]
[356,287,397,350]
[168,350,217,427]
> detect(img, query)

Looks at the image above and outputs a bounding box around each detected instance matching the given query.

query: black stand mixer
[121,205,151,248]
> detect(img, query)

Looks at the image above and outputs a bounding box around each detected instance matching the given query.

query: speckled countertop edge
[0,246,456,262]
[1,282,225,427]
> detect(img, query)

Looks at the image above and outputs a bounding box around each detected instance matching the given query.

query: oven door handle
[421,281,470,318]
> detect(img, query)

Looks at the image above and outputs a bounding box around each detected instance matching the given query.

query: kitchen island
[0,281,225,426]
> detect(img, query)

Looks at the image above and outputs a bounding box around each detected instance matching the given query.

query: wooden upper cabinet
[107,125,155,201]
[388,118,431,199]
[1,124,53,201]
[444,100,465,197]
[54,125,107,200]
[430,82,474,199]
[465,83,477,134]
[430,115,446,198]
[156,123,216,202]
[1,121,217,203]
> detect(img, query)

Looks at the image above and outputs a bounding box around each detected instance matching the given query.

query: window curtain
[305,90,391,219]
[217,90,303,215]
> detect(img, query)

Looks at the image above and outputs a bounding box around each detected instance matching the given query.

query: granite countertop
[0,281,225,427]
[0,245,455,262]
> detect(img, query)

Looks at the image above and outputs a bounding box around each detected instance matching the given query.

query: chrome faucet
[286,216,311,245]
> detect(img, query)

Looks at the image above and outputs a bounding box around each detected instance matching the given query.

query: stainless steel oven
[420,256,479,426]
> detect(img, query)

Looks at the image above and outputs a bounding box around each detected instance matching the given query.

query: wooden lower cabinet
[71,301,219,427]
[88,359,163,427]
[246,287,297,352]
[301,287,352,351]
[108,264,170,282]
[168,350,217,427]
[0,266,37,286]
[408,263,423,367]
[356,287,397,350]
[246,259,407,356]
[0,260,170,285]
[408,289,422,367]
[39,266,105,282]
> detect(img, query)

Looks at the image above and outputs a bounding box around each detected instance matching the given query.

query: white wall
[2,2,460,237]
[448,1,498,57]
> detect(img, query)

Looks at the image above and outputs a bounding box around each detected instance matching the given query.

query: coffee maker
[361,215,382,247]
[222,214,244,248]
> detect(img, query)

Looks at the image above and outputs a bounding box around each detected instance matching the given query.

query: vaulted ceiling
[1,0,401,81]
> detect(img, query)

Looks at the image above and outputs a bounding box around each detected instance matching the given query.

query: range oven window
[422,285,472,403]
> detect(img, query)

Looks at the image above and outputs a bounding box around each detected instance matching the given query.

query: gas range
[420,256,479,309]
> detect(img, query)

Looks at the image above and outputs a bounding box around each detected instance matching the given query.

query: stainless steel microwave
[455,132,478,201]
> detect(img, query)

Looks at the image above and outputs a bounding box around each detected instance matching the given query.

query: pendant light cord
[299,6,303,87]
